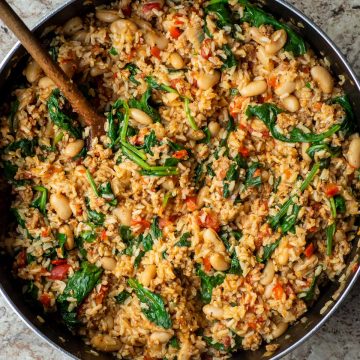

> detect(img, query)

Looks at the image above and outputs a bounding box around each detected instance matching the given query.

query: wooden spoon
[0,0,105,137]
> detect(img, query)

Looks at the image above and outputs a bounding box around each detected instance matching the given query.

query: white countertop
[0,1,359,359]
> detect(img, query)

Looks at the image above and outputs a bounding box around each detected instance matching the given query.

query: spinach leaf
[124,63,140,85]
[98,182,117,206]
[80,230,97,243]
[168,336,180,349]
[75,236,87,259]
[145,76,178,94]
[57,233,67,251]
[3,161,29,187]
[128,88,161,123]
[11,208,26,229]
[47,89,82,139]
[334,195,346,214]
[221,44,237,70]
[175,232,191,247]
[198,127,211,144]
[298,265,322,301]
[184,97,199,130]
[214,115,235,159]
[219,229,242,275]
[196,266,225,304]
[223,162,240,198]
[3,138,37,157]
[109,47,118,56]
[128,278,172,328]
[257,237,281,263]
[280,203,300,234]
[306,143,341,159]
[150,216,162,239]
[244,163,262,187]
[57,261,103,308]
[49,46,58,62]
[85,197,105,226]
[205,0,232,28]
[119,225,134,243]
[329,95,355,136]
[203,336,227,352]
[246,103,352,143]
[326,222,336,256]
[8,99,19,134]
[139,130,158,155]
[115,290,131,304]
[31,185,48,215]
[239,0,306,56]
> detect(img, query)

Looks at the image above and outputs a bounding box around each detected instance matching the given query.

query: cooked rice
[0,1,359,359]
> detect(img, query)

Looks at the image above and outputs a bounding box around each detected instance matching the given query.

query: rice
[0,1,359,359]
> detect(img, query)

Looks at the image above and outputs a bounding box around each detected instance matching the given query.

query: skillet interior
[0,1,359,359]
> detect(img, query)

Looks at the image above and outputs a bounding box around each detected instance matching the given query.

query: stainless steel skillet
[0,1,359,359]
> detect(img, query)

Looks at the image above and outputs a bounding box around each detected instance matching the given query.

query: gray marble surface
[0,0,359,359]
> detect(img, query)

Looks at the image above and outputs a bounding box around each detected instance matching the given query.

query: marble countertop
[0,1,359,359]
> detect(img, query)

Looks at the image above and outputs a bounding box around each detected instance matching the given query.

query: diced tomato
[313,102,322,111]
[101,229,107,241]
[39,293,51,307]
[352,263,359,273]
[284,168,292,179]
[222,336,231,348]
[203,257,212,272]
[51,259,67,265]
[151,46,161,59]
[173,149,188,159]
[185,196,198,212]
[201,39,211,60]
[169,26,182,39]
[304,243,314,258]
[95,285,109,305]
[198,210,220,231]
[261,129,270,138]
[273,283,284,300]
[230,96,246,117]
[113,72,118,79]
[175,19,184,25]
[41,228,50,237]
[324,183,340,197]
[254,168,261,177]
[247,322,257,330]
[238,146,250,157]
[122,5,132,17]
[131,218,151,230]
[16,250,27,268]
[159,217,173,229]
[49,264,71,280]
[143,2,161,12]
[308,226,318,233]
[267,76,278,88]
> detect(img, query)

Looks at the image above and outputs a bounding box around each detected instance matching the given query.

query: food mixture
[1,0,359,359]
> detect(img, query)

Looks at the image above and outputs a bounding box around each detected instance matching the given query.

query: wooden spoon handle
[0,0,105,137]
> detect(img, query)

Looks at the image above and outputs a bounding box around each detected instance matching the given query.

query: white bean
[203,304,224,319]
[281,95,300,112]
[203,228,226,252]
[96,9,120,23]
[277,249,289,265]
[38,76,56,90]
[240,80,267,97]
[169,52,185,69]
[101,257,117,271]
[63,17,83,36]
[310,65,334,94]
[110,19,138,34]
[210,253,230,271]
[150,331,173,344]
[63,139,84,158]
[265,29,287,55]
[24,61,42,83]
[60,60,77,78]
[59,225,74,250]
[143,31,168,50]
[139,264,157,287]
[271,322,288,339]
[129,108,153,125]
[249,27,270,45]
[197,71,221,90]
[275,80,296,96]
[50,193,72,220]
[72,30,88,42]
[347,137,360,168]
[257,47,273,71]
[260,260,275,285]
[113,206,132,226]
[90,334,121,352]
[208,121,220,136]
